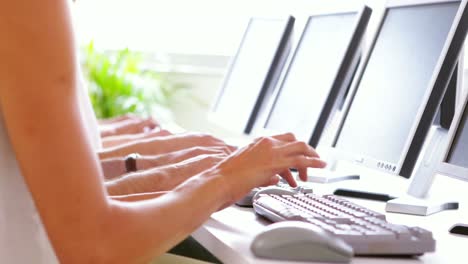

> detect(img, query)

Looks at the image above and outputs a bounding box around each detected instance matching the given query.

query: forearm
[101,134,136,148]
[0,1,230,262]
[110,191,168,202]
[105,164,185,195]
[100,157,126,180]
[102,170,227,263]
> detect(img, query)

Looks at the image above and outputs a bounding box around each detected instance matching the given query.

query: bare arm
[98,132,235,159]
[101,128,171,148]
[0,1,325,263]
[100,147,229,180]
[0,1,226,262]
[111,191,169,202]
[106,153,227,195]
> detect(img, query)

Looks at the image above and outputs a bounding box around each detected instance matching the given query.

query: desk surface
[193,171,468,264]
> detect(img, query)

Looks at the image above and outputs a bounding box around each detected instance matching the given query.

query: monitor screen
[334,2,459,165]
[264,13,357,143]
[446,100,468,168]
[213,18,290,132]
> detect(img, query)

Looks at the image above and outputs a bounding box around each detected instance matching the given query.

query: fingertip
[269,175,281,185]
[290,179,298,188]
[298,168,308,182]
[306,157,327,168]
[316,159,327,168]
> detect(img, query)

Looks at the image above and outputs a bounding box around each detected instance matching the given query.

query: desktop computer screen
[331,1,463,178]
[445,109,468,168]
[261,7,371,147]
[438,84,468,236]
[441,89,468,178]
[210,16,294,134]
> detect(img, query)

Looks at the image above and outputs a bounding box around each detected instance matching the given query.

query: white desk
[193,168,468,264]
[194,200,467,264]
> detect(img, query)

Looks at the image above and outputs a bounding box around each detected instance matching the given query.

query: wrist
[201,167,234,206]
[101,128,116,138]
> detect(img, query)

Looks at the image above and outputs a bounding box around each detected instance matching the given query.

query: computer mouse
[251,221,353,263]
[237,186,297,207]
[252,186,296,202]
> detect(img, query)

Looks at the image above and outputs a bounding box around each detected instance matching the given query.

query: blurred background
[73,0,468,134]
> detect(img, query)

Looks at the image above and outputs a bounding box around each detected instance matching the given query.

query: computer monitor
[434,62,459,129]
[441,90,468,235]
[258,7,372,147]
[329,0,467,179]
[440,86,468,182]
[386,52,467,218]
[210,16,294,134]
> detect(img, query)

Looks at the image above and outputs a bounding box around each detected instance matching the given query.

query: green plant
[81,42,183,119]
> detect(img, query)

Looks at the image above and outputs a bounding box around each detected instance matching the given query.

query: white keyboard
[235,182,313,207]
[253,193,435,256]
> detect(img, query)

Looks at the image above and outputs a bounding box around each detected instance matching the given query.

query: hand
[210,133,327,204]
[98,114,138,125]
[163,153,228,188]
[134,132,237,156]
[137,146,234,170]
[102,128,173,148]
[100,117,159,137]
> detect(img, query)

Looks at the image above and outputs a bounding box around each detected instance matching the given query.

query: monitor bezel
[438,70,468,182]
[330,0,468,178]
[257,6,372,147]
[209,16,294,134]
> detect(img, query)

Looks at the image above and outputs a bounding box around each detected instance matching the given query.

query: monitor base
[385,195,459,216]
[306,168,360,183]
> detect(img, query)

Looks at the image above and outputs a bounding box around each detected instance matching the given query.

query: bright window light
[73,0,364,56]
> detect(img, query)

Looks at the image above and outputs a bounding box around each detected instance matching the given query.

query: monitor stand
[386,60,463,216]
[385,195,459,216]
[307,168,360,183]
[386,127,459,215]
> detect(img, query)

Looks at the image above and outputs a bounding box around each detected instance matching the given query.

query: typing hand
[100,116,159,137]
[135,132,237,156]
[137,146,234,169]
[211,133,326,205]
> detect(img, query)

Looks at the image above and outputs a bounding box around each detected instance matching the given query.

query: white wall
[73,0,468,134]
[73,0,374,55]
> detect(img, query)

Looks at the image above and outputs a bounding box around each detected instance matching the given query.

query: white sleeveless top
[0,76,101,262]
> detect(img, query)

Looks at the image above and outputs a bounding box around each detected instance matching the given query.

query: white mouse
[251,221,353,263]
[237,186,297,207]
[252,186,296,202]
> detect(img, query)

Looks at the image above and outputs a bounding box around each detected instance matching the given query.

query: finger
[198,146,231,156]
[287,156,327,170]
[297,167,308,182]
[196,135,226,147]
[227,144,238,152]
[279,169,297,187]
[141,128,170,139]
[208,146,233,155]
[277,141,320,159]
[122,114,139,121]
[260,175,280,187]
[140,118,159,130]
[270,132,297,143]
[153,129,172,137]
